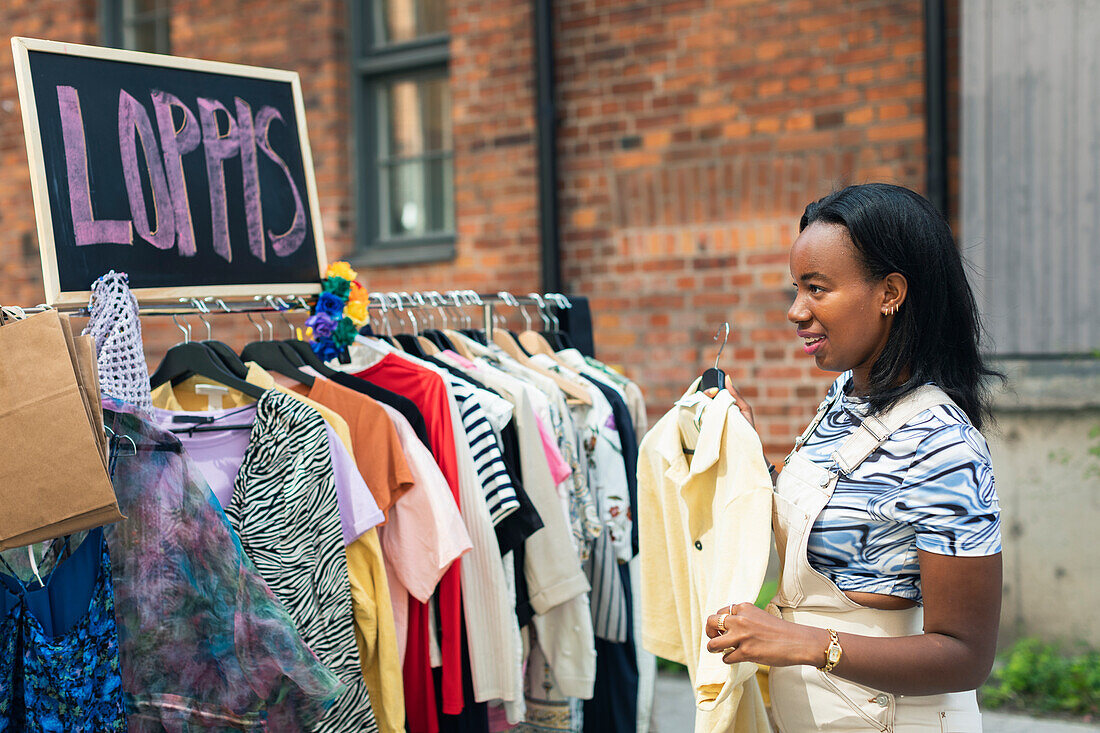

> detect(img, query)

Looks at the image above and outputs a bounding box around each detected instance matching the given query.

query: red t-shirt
[354,354,463,729]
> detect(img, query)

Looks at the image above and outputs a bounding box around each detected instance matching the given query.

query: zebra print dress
[225,391,378,732]
[798,372,1002,603]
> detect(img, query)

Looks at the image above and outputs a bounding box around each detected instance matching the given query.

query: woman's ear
[881,273,908,315]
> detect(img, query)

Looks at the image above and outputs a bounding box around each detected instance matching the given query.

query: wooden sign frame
[12,37,328,307]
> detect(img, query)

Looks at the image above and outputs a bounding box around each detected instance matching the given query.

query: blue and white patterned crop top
[799,372,1002,602]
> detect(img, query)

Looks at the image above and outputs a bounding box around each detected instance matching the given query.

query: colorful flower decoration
[308,261,365,361]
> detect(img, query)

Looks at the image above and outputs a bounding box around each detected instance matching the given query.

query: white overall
[767,385,983,733]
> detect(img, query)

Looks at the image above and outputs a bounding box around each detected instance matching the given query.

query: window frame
[99,0,172,54]
[350,1,455,267]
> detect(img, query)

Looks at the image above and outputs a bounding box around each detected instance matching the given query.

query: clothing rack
[1,290,574,342]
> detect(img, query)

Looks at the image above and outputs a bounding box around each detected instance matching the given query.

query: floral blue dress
[0,527,127,732]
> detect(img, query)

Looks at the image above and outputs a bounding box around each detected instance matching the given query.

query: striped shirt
[446,377,522,526]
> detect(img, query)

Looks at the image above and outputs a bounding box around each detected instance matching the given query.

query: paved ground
[650,672,1100,732]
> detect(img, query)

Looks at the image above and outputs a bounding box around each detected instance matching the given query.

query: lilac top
[150,402,384,546]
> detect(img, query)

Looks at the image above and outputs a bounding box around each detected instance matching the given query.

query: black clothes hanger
[698,323,729,393]
[461,329,488,346]
[186,299,249,380]
[168,404,257,435]
[150,341,267,400]
[285,339,343,379]
[240,340,316,388]
[423,329,457,352]
[203,340,250,379]
[394,333,429,359]
[237,306,316,388]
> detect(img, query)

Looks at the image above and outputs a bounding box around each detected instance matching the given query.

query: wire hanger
[698,323,729,392]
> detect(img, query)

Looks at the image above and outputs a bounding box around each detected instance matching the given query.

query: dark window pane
[130,20,158,52]
[380,156,454,238]
[380,73,451,159]
[120,0,170,53]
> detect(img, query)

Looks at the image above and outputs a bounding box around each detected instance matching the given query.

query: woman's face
[787,222,894,382]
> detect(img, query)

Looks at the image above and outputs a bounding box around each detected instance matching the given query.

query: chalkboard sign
[12,37,327,306]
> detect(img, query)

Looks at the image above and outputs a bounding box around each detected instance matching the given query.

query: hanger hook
[189,298,212,340]
[171,313,189,344]
[174,299,195,342]
[412,292,434,330]
[429,291,450,328]
[368,293,388,336]
[527,293,552,329]
[245,304,265,340]
[266,296,293,339]
[713,322,730,369]
[385,292,407,333]
[399,292,420,333]
[449,291,470,329]
[517,297,533,330]
[251,297,274,340]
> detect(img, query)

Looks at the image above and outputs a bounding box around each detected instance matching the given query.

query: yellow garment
[346,525,404,733]
[151,366,404,731]
[638,380,773,733]
[149,365,355,454]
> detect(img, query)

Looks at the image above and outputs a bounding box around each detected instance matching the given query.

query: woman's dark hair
[800,183,1003,430]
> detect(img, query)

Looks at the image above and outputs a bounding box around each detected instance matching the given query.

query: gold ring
[717,613,728,634]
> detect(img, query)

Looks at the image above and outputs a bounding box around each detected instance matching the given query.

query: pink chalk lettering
[56,85,131,246]
[151,90,200,256]
[255,106,306,256]
[234,98,266,262]
[118,90,175,250]
[197,97,240,263]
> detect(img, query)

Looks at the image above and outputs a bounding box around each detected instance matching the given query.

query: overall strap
[831,385,956,475]
[784,389,844,466]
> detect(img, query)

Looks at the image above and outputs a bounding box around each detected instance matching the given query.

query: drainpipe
[534,0,562,294]
[925,0,948,218]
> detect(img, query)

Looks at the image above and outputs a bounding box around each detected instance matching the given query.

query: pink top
[376,401,471,664]
[442,349,572,484]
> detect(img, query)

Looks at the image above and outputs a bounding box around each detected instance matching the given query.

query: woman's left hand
[704,603,826,668]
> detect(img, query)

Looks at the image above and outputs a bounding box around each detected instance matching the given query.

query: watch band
[821,628,843,672]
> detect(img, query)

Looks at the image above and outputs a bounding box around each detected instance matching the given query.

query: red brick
[0,0,952,447]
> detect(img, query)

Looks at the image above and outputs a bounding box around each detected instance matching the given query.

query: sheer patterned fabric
[103,401,344,731]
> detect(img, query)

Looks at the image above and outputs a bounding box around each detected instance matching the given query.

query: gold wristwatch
[821,629,843,672]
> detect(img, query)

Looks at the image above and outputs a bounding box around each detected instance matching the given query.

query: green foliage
[981,637,1100,717]
[656,656,687,674]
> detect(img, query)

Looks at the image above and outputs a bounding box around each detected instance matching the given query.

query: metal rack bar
[2,291,571,338]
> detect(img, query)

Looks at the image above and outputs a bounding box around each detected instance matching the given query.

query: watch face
[827,646,841,664]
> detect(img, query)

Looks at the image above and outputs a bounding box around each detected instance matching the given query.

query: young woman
[704,184,1003,732]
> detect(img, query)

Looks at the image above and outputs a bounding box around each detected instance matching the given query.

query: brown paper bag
[0,309,123,549]
[58,313,108,464]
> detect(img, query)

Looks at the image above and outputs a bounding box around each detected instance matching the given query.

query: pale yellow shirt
[638,380,773,733]
[150,365,404,732]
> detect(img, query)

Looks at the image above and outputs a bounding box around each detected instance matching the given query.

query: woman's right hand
[704,375,755,429]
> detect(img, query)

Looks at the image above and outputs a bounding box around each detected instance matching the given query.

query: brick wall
[554,0,945,461]
[0,1,98,308]
[0,0,960,461]
[361,0,544,297]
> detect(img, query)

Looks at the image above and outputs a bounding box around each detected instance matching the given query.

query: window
[352,0,455,265]
[100,0,172,54]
